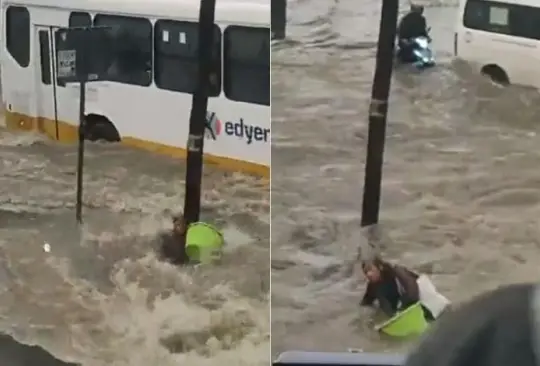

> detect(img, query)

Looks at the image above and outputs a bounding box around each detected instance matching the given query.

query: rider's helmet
[410,4,424,14]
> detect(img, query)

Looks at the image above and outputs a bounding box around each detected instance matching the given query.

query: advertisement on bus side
[205,112,269,144]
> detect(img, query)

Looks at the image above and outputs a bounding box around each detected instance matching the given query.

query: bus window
[224,26,270,106]
[154,20,221,96]
[69,12,91,27]
[38,30,51,85]
[6,6,30,68]
[94,14,152,86]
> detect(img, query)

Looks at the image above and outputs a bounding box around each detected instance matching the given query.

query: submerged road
[272,0,540,355]
[0,112,269,364]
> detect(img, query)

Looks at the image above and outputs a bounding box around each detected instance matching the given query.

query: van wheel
[481,65,509,86]
[84,114,121,142]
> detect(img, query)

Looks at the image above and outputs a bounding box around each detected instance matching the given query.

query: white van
[455,0,540,87]
[1,0,270,176]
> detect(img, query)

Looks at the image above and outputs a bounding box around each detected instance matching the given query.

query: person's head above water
[172,213,186,235]
[361,256,392,283]
[410,3,424,14]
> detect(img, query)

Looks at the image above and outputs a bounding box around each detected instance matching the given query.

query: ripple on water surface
[271,0,540,355]
[0,127,269,365]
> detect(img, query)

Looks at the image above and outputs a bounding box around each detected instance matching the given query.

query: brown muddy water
[0,115,269,364]
[271,0,540,356]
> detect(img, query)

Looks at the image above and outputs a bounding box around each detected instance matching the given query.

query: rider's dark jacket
[398,12,428,40]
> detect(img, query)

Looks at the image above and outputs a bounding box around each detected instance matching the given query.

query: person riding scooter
[397,4,429,63]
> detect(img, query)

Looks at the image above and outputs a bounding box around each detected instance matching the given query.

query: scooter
[396,34,435,69]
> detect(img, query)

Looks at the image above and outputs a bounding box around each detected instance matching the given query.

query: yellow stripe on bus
[4,110,269,179]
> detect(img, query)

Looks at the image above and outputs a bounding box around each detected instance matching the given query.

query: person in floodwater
[360,256,435,321]
[159,213,189,265]
[404,283,539,366]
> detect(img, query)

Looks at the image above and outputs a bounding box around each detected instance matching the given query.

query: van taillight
[454,32,458,56]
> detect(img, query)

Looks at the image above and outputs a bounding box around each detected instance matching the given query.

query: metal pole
[183,0,216,225]
[271,0,287,40]
[75,80,86,224]
[361,0,399,227]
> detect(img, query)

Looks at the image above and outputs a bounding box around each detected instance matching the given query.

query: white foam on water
[0,130,270,365]
[0,220,269,366]
[272,0,540,355]
[222,226,253,251]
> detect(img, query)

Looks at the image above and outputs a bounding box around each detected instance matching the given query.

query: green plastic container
[185,222,224,264]
[376,302,429,337]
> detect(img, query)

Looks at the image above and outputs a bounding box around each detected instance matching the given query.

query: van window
[154,20,221,96]
[223,26,270,106]
[94,14,152,86]
[6,6,30,68]
[463,0,540,40]
[69,12,92,27]
[38,30,51,85]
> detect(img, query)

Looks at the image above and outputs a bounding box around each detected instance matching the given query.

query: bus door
[34,25,59,140]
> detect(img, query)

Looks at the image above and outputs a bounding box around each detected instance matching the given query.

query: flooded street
[0,123,269,365]
[271,0,540,355]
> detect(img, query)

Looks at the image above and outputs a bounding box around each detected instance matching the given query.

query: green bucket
[376,302,429,337]
[185,222,224,264]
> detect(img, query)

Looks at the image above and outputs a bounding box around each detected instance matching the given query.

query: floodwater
[0,115,269,363]
[272,0,540,356]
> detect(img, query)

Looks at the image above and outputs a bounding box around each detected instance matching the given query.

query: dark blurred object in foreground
[0,333,79,366]
[405,283,539,366]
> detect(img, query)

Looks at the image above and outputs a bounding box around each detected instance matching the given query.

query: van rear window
[463,0,540,40]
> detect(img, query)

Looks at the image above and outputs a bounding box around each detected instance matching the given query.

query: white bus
[455,0,540,88]
[1,0,270,177]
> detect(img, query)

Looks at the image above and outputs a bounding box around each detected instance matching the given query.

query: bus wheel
[85,114,121,143]
[481,65,509,86]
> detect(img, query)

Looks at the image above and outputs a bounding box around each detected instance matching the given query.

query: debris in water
[43,243,51,253]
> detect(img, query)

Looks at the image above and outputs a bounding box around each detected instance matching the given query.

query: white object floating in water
[43,243,51,253]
